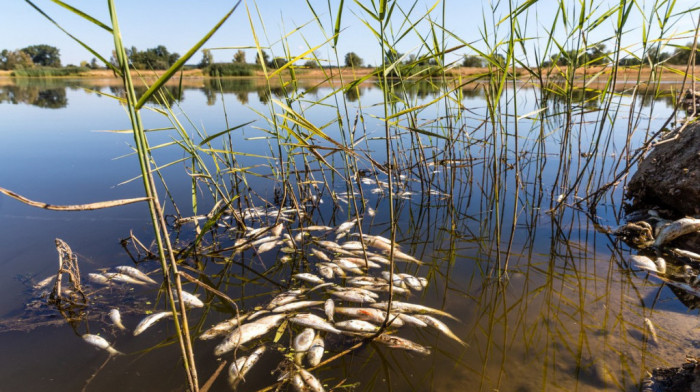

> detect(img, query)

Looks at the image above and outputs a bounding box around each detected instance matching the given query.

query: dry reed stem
[0,186,150,211]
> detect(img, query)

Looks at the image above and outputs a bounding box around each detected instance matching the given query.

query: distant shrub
[205,63,255,77]
[11,66,89,77]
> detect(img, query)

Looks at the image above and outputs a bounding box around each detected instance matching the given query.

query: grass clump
[204,62,255,77]
[12,65,89,77]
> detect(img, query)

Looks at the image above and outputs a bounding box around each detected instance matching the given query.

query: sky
[2,1,699,67]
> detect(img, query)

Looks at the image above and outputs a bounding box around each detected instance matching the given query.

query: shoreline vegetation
[0,66,696,93]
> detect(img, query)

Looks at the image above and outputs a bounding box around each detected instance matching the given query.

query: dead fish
[246,226,268,237]
[114,265,157,284]
[336,286,379,299]
[356,284,410,296]
[366,207,376,217]
[256,240,281,254]
[247,309,270,320]
[334,307,404,327]
[332,259,364,275]
[654,218,700,246]
[272,300,324,313]
[271,223,285,237]
[380,271,405,287]
[82,334,122,356]
[293,328,316,352]
[103,272,148,285]
[644,318,658,344]
[389,249,423,264]
[347,276,386,286]
[417,277,428,288]
[396,313,428,328]
[228,345,267,388]
[371,301,458,321]
[317,264,334,279]
[299,368,325,392]
[398,273,423,291]
[630,255,658,272]
[214,314,286,356]
[33,275,55,290]
[290,373,307,392]
[134,311,173,336]
[174,290,204,308]
[335,219,357,234]
[324,299,335,322]
[341,241,364,251]
[289,313,341,334]
[304,225,333,231]
[339,257,381,269]
[267,289,305,309]
[200,314,249,340]
[293,273,325,285]
[672,248,700,261]
[307,333,325,366]
[655,257,667,274]
[335,319,380,333]
[329,290,376,304]
[414,315,468,347]
[374,334,431,355]
[252,235,279,246]
[109,308,126,330]
[310,248,331,262]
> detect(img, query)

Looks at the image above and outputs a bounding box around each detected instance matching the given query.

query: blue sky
[2,1,699,67]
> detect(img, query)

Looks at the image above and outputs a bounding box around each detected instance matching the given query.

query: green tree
[587,43,608,65]
[199,49,213,68]
[462,55,484,67]
[20,44,61,67]
[128,45,180,70]
[90,58,99,69]
[345,52,363,67]
[0,49,34,70]
[270,57,287,68]
[255,50,270,67]
[669,42,700,65]
[304,60,319,68]
[233,50,246,64]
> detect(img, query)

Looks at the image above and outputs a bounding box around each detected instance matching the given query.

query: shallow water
[0,77,694,391]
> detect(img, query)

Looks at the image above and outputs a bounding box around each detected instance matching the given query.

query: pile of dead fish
[33,212,466,391]
[200,220,467,391]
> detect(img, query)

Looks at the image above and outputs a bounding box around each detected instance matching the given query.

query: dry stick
[0,186,149,211]
[177,270,239,308]
[200,360,227,392]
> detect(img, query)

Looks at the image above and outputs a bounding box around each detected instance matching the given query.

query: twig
[200,360,227,392]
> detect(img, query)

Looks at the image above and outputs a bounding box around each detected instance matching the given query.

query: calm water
[0,77,692,392]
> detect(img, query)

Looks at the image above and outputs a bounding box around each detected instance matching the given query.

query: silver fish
[380,271,405,287]
[304,225,333,231]
[293,273,325,285]
[103,272,147,285]
[290,373,307,392]
[654,217,700,246]
[307,333,325,366]
[630,255,658,272]
[214,314,286,356]
[271,223,285,237]
[338,287,379,299]
[341,241,364,251]
[82,334,122,356]
[347,276,386,286]
[114,266,157,284]
[334,307,404,327]
[33,275,55,290]
[247,309,270,321]
[366,207,376,217]
[272,300,324,313]
[267,289,305,309]
[330,290,376,304]
[109,308,126,330]
[134,311,173,336]
[324,299,335,322]
[398,273,423,291]
[396,313,428,328]
[293,328,316,352]
[256,240,281,254]
[332,259,364,275]
[374,334,431,355]
[317,264,334,279]
[310,248,331,262]
[289,313,341,334]
[299,368,325,392]
[371,301,458,321]
[338,257,381,269]
[228,345,267,388]
[414,315,468,347]
[174,290,205,308]
[335,219,357,234]
[335,319,379,333]
[200,313,249,340]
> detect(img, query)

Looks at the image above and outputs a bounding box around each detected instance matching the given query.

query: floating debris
[114,266,157,285]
